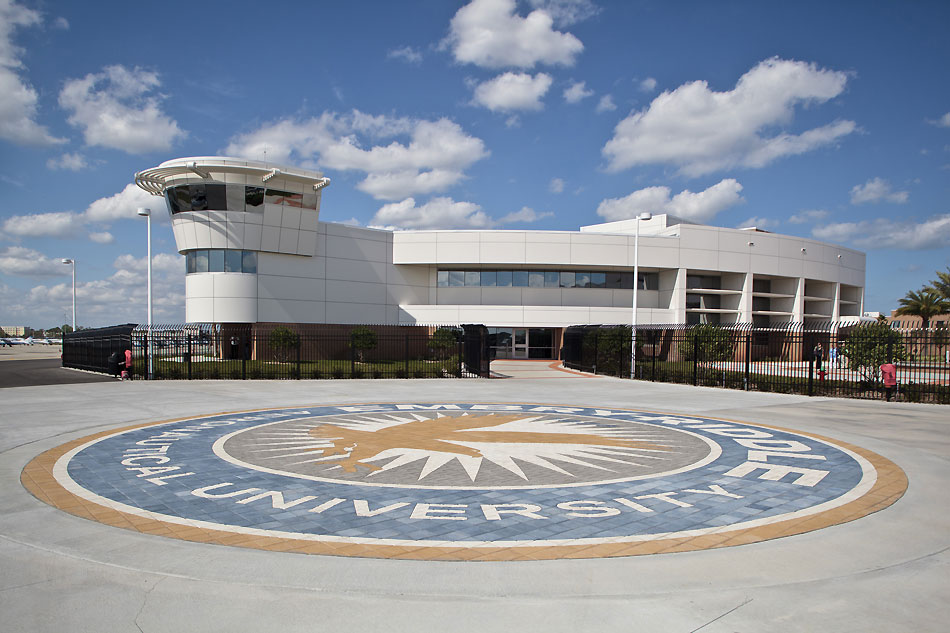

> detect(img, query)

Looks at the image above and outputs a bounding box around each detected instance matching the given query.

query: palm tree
[895,289,950,331]
[926,267,950,301]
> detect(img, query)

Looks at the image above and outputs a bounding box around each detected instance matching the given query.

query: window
[226,185,246,213]
[209,249,225,272]
[433,269,660,291]
[185,249,258,274]
[225,249,243,273]
[205,184,227,210]
[194,250,209,273]
[245,187,264,209]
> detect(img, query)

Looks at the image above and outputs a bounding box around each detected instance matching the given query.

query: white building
[135,157,865,359]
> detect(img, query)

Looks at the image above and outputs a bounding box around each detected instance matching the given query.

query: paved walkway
[490,359,600,378]
[1,377,947,631]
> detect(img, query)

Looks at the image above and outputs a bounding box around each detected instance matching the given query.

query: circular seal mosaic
[22,403,907,561]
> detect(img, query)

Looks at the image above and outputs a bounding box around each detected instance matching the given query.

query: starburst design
[244,412,673,483]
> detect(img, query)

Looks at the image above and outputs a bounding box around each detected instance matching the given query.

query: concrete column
[671,268,688,323]
[793,277,805,323]
[739,272,753,323]
[832,282,841,323]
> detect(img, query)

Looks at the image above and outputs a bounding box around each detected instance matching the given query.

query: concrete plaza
[1,368,947,632]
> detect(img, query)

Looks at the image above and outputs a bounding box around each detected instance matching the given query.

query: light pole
[630,212,652,379]
[60,258,75,333]
[137,207,153,379]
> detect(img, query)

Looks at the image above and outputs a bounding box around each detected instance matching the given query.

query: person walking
[880,360,897,401]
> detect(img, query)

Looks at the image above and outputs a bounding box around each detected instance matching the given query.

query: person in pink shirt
[880,360,897,401]
[121,349,132,380]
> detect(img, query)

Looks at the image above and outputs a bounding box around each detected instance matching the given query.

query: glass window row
[185,249,258,274]
[165,184,318,214]
[437,270,659,289]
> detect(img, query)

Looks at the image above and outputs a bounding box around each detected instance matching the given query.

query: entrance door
[513,328,529,358]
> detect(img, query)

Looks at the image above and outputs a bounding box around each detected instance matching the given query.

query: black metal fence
[562,323,950,404]
[62,324,135,374]
[63,323,493,380]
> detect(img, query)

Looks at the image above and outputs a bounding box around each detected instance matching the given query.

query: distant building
[0,326,31,337]
[135,157,867,359]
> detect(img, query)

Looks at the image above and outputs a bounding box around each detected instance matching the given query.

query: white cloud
[812,214,950,250]
[596,178,744,223]
[849,177,909,204]
[371,197,493,230]
[84,183,159,222]
[58,64,186,154]
[736,216,778,230]
[6,251,186,326]
[639,77,657,92]
[2,183,162,241]
[370,197,552,230]
[549,177,565,193]
[445,0,583,69]
[388,46,423,64]
[499,206,553,224]
[472,72,552,111]
[595,94,616,113]
[563,80,593,103]
[602,58,856,176]
[788,209,829,224]
[0,246,71,277]
[88,231,114,244]
[928,112,950,128]
[2,211,81,238]
[114,252,183,275]
[0,1,68,147]
[52,16,69,29]
[224,112,488,201]
[526,0,600,27]
[46,152,88,171]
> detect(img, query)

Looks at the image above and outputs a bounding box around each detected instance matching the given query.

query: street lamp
[60,258,75,333]
[137,207,153,379]
[630,212,652,379]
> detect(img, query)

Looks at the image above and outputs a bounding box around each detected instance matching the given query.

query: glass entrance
[513,328,528,358]
[489,328,557,359]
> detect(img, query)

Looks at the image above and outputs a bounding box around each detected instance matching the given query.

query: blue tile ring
[23,403,907,559]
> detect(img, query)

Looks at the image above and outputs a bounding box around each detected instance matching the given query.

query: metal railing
[561,322,950,404]
[59,322,498,380]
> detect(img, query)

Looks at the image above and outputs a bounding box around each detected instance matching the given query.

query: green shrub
[310,368,323,379]
[372,370,383,379]
[331,368,344,379]
[269,326,299,363]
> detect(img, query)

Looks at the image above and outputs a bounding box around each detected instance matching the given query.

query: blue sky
[0,0,947,328]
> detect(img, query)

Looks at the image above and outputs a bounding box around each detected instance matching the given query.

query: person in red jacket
[880,360,897,401]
